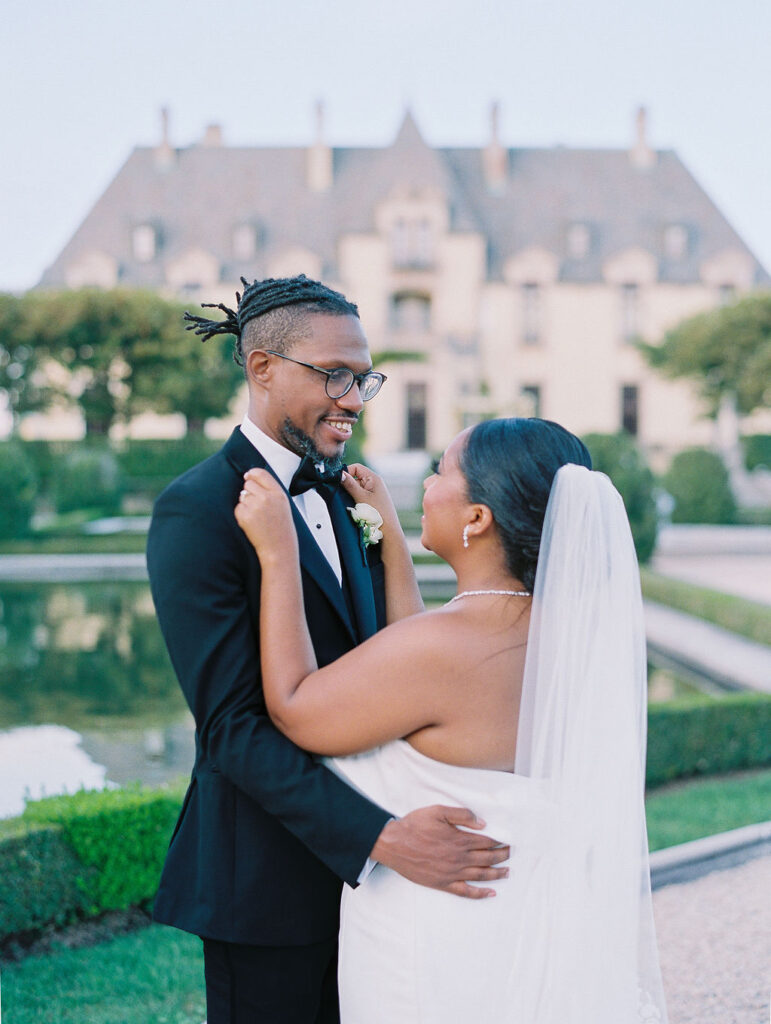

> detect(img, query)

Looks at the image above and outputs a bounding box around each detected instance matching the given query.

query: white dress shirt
[240,415,342,584]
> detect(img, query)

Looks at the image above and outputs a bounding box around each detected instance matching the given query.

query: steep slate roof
[41,114,768,288]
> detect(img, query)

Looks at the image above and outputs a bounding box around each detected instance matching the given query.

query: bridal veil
[513,464,668,1022]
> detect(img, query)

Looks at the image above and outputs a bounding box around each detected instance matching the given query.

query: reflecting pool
[0,581,194,818]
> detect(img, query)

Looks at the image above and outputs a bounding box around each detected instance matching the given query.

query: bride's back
[403,598,530,773]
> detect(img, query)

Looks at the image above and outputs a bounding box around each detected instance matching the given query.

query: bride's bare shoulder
[373,605,472,661]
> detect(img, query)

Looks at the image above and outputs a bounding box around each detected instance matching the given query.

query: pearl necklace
[446,588,531,606]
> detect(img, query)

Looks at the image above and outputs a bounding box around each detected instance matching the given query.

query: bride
[235,416,667,1023]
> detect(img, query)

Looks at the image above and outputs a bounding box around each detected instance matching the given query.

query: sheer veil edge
[513,464,668,1023]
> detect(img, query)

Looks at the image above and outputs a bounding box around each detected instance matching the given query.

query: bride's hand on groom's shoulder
[343,464,398,527]
[235,469,296,563]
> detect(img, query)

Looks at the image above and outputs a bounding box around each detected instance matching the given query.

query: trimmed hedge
[1,784,183,947]
[2,693,770,944]
[646,693,771,788]
[114,437,220,498]
[640,568,771,647]
[0,820,94,939]
[54,447,124,516]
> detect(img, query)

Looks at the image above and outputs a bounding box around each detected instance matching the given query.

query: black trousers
[203,937,339,1024]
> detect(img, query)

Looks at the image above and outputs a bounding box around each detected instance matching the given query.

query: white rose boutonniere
[347,502,384,547]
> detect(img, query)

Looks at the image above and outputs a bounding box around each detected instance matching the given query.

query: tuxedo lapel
[223,427,357,643]
[328,493,378,642]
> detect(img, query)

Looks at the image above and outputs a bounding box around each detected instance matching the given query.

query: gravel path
[654,855,771,1023]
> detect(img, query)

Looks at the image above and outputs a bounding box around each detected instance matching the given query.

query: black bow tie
[289,456,344,503]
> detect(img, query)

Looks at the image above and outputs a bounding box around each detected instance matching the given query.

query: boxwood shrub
[646,692,771,788]
[663,448,737,524]
[1,784,184,946]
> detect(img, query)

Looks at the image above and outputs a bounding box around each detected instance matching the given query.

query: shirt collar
[239,414,301,491]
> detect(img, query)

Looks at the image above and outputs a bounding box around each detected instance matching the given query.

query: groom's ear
[246,349,272,389]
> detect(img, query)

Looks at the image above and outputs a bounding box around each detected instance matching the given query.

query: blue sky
[2,0,769,290]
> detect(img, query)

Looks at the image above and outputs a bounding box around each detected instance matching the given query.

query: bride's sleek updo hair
[460,418,592,591]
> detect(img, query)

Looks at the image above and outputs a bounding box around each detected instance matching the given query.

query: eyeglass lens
[326,368,383,401]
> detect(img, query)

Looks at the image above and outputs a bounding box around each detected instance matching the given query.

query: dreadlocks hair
[183,274,360,369]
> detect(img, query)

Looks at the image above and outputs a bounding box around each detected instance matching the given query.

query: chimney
[155,106,175,170]
[483,101,507,193]
[202,123,223,147]
[307,100,333,192]
[630,106,655,169]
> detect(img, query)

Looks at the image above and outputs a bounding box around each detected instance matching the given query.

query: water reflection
[0,581,194,818]
[0,582,185,726]
[0,724,113,818]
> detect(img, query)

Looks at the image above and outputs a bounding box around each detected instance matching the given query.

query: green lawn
[639,567,771,646]
[1,924,205,1024]
[645,766,771,851]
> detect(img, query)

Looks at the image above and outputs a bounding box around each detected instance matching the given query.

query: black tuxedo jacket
[147,427,391,945]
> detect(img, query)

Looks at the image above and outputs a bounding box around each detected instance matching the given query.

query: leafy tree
[5,289,243,437]
[14,289,183,436]
[0,293,49,426]
[640,292,771,417]
[582,432,658,563]
[130,327,243,434]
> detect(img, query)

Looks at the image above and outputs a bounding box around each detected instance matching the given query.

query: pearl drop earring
[462,525,470,549]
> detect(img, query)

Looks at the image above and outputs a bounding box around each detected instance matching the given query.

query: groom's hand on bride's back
[370,806,509,899]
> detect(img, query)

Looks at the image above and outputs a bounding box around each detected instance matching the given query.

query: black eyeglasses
[265,350,387,401]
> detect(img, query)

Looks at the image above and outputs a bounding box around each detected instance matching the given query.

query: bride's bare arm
[343,463,423,624]
[235,469,448,755]
[236,470,511,897]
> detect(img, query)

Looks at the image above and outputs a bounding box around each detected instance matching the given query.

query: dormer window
[391,217,434,269]
[132,224,157,262]
[567,223,591,259]
[233,224,257,262]
[664,224,689,260]
[390,293,431,332]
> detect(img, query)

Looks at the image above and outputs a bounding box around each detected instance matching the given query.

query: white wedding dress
[328,740,552,1022]
[327,466,668,1023]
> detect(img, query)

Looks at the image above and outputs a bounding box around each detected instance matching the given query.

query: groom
[147,275,509,1024]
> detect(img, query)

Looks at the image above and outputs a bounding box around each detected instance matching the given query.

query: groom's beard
[279,416,346,474]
